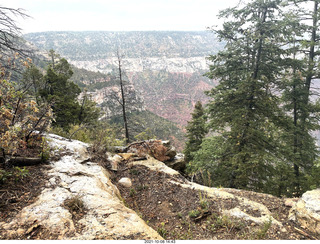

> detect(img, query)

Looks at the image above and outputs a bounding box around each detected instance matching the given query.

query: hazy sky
[3,0,239,33]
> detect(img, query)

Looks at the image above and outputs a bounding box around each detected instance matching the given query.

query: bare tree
[115,49,130,144]
[0,6,31,73]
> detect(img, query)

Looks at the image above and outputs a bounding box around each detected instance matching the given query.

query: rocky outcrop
[119,140,186,172]
[71,57,209,73]
[132,158,282,228]
[289,189,320,235]
[165,153,186,172]
[1,135,319,239]
[0,134,161,240]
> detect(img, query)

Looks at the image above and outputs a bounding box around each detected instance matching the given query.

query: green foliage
[71,66,115,90]
[109,110,184,147]
[183,101,207,163]
[67,125,92,143]
[157,222,168,239]
[198,191,209,210]
[87,122,125,155]
[187,0,320,196]
[39,137,51,162]
[129,188,136,197]
[278,1,320,195]
[188,209,201,218]
[50,122,125,152]
[204,0,290,189]
[190,136,234,188]
[177,212,183,218]
[0,67,52,156]
[94,126,125,149]
[39,58,81,130]
[134,128,156,141]
[13,166,29,182]
[22,64,44,103]
[255,218,272,239]
[0,167,29,184]
[30,52,100,131]
[78,90,100,126]
[209,215,244,233]
[304,163,320,191]
[0,169,12,184]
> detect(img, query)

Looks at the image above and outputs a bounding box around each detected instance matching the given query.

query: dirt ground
[0,164,50,238]
[111,160,320,240]
[0,157,319,240]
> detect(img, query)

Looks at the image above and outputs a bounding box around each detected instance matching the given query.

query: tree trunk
[117,50,129,144]
[0,156,44,166]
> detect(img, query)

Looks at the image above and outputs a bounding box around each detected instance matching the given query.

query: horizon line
[24,29,212,34]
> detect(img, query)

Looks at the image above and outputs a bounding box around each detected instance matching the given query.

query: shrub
[134,128,156,141]
[157,222,168,238]
[13,166,29,182]
[0,71,52,158]
[64,195,85,213]
[188,209,201,218]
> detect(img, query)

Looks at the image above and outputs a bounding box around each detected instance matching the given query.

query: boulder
[107,153,123,171]
[160,140,177,160]
[118,177,132,188]
[284,198,299,208]
[165,146,177,160]
[164,153,186,172]
[126,140,170,162]
[289,189,320,234]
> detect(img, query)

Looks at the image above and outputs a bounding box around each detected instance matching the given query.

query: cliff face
[70,56,209,73]
[128,70,217,126]
[87,83,146,119]
[24,31,220,127]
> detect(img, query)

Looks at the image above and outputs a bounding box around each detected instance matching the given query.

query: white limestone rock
[118,177,132,188]
[0,134,162,240]
[289,189,320,234]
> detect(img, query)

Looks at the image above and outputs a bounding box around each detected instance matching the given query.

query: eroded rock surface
[1,135,319,239]
[0,134,161,240]
[135,159,282,228]
[289,189,320,235]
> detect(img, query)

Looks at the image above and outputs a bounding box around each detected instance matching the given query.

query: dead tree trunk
[116,50,129,144]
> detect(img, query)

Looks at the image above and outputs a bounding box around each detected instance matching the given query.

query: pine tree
[202,0,295,192]
[184,101,207,163]
[39,55,81,130]
[280,0,320,194]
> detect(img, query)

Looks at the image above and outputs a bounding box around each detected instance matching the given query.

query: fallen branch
[0,156,45,166]
[131,156,148,161]
[194,211,212,222]
[294,227,317,240]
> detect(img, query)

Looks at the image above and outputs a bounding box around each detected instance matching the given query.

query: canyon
[24,31,221,128]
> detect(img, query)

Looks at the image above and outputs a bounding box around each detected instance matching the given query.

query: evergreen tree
[40,58,81,129]
[184,101,207,163]
[78,89,100,126]
[280,0,320,194]
[22,64,44,104]
[200,0,295,192]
